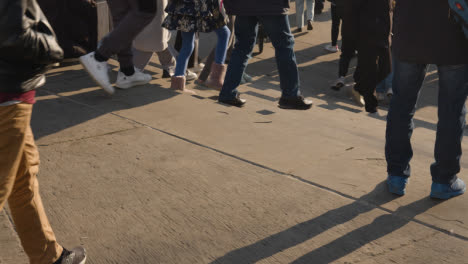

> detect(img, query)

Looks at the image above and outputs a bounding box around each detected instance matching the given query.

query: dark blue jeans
[219,15,300,101]
[385,58,468,184]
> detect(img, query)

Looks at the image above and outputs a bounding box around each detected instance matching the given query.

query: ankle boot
[171,76,196,94]
[205,63,227,91]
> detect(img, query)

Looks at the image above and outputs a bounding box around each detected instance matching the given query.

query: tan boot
[205,63,227,91]
[171,76,196,94]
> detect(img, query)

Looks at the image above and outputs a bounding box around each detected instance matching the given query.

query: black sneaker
[219,94,246,107]
[307,20,313,30]
[278,96,313,110]
[54,247,87,264]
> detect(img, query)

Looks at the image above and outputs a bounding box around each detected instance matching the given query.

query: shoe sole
[331,83,344,91]
[278,104,312,110]
[387,182,406,196]
[79,256,87,264]
[218,100,246,108]
[115,80,151,89]
[79,57,114,95]
[430,188,466,200]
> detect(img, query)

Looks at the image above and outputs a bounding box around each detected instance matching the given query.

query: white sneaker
[331,76,345,90]
[324,44,340,53]
[351,88,365,107]
[79,52,114,94]
[387,88,393,97]
[376,92,385,101]
[115,68,152,89]
[186,70,198,81]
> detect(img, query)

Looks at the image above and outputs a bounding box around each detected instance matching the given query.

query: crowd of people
[1,0,468,263]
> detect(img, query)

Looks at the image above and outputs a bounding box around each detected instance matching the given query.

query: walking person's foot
[278,95,313,110]
[387,87,393,98]
[331,76,345,91]
[307,20,313,30]
[219,94,246,107]
[115,68,152,89]
[350,87,365,107]
[430,178,466,200]
[79,52,114,94]
[387,175,409,196]
[324,44,340,53]
[54,247,87,264]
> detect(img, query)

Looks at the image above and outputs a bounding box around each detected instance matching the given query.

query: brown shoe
[205,63,227,91]
[171,76,196,94]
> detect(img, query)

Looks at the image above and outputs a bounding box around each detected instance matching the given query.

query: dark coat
[0,0,63,93]
[342,0,392,49]
[392,0,468,65]
[223,0,290,16]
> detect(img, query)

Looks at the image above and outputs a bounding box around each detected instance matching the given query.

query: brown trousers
[0,104,62,264]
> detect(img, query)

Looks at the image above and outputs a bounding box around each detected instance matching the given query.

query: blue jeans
[385,58,468,184]
[219,15,301,101]
[174,26,230,76]
[376,71,393,94]
[376,55,395,94]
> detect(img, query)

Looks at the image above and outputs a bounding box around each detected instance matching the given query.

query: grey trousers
[133,48,176,72]
[97,0,156,68]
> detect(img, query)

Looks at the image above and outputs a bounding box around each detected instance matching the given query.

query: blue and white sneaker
[430,178,466,200]
[387,175,409,196]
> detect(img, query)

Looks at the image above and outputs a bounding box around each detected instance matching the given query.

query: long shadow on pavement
[31,68,178,139]
[210,182,446,264]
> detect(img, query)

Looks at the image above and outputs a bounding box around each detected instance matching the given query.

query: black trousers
[338,38,357,78]
[331,5,342,46]
[354,46,391,111]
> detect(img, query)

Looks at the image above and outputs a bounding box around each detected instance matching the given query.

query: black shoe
[364,95,378,113]
[278,96,313,110]
[307,20,313,30]
[219,94,246,107]
[162,70,171,78]
[294,27,303,33]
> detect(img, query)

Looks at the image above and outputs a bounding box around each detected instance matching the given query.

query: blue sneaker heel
[387,175,409,196]
[430,178,466,200]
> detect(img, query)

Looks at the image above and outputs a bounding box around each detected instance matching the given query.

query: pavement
[1,3,468,264]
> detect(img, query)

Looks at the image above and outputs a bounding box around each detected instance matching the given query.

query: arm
[0,0,63,65]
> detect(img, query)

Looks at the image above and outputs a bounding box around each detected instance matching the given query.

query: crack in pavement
[37,127,141,147]
[41,88,468,242]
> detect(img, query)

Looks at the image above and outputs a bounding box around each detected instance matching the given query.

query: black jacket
[342,0,392,48]
[0,0,63,93]
[392,0,468,65]
[223,0,290,16]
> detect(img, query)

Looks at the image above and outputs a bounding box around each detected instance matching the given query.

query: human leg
[219,16,258,102]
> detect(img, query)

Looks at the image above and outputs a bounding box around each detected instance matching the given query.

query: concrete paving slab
[28,124,468,263]
[2,2,467,263]
[0,211,27,263]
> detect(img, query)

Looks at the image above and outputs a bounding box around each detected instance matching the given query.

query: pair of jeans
[219,15,301,101]
[0,104,62,264]
[376,71,393,94]
[174,26,230,77]
[296,0,315,28]
[385,58,468,184]
[199,16,237,82]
